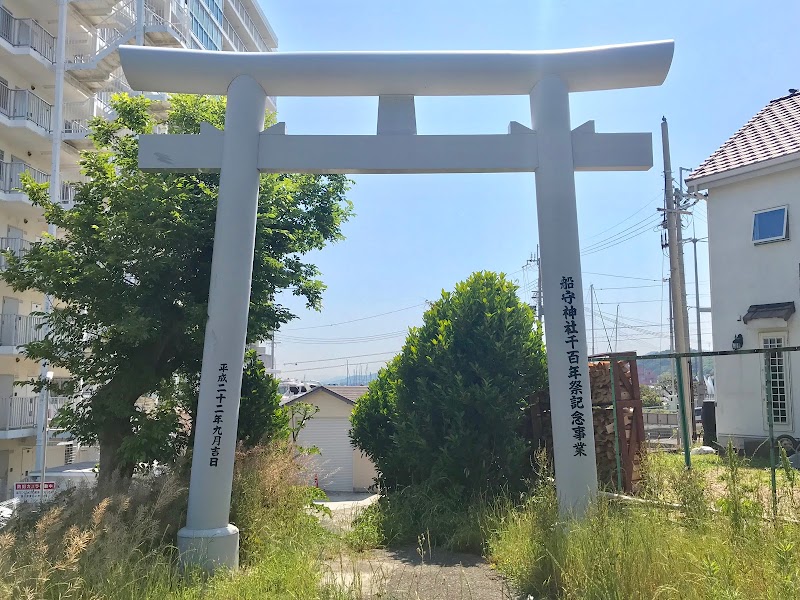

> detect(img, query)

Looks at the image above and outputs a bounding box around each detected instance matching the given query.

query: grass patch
[0,443,345,599]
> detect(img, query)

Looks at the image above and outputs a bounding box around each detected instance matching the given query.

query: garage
[283,385,378,492]
[296,417,353,492]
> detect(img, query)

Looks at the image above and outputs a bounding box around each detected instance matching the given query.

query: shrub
[351,271,548,498]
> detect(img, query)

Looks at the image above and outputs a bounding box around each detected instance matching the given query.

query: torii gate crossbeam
[119,41,674,571]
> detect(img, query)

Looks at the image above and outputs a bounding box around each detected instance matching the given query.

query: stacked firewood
[589,361,633,406]
[591,404,642,491]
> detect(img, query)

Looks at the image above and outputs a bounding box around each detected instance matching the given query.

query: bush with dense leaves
[351,271,547,498]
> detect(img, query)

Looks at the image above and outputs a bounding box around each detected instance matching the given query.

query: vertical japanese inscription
[210,363,228,467]
[561,276,589,457]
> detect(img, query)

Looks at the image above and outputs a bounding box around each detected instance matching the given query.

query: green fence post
[765,351,778,521]
[674,356,691,470]
[610,359,623,492]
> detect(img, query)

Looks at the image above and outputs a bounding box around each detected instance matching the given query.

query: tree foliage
[640,385,664,408]
[3,94,352,481]
[238,349,287,448]
[350,271,548,497]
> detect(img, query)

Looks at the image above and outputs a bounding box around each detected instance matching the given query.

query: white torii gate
[119,40,673,570]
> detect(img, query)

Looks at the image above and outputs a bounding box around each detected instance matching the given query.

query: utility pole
[691,238,703,382]
[661,117,693,445]
[590,283,595,355]
[535,245,543,326]
[615,304,620,353]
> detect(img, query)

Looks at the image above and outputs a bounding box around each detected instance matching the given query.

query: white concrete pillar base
[177,524,239,571]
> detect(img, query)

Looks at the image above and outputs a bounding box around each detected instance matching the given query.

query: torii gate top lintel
[119,40,674,97]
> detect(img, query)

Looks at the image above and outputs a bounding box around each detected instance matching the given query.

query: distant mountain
[324,373,379,386]
[638,350,713,384]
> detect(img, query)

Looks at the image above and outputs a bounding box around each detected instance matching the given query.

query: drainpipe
[136,0,145,46]
[36,0,67,478]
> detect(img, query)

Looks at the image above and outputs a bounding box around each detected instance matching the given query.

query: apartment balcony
[0,7,56,81]
[0,314,45,349]
[0,396,71,439]
[67,0,189,89]
[0,237,33,270]
[0,160,79,215]
[225,0,277,53]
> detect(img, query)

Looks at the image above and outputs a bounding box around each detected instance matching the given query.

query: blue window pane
[753,208,787,242]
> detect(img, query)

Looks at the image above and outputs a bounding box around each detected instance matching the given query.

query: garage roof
[283,385,368,406]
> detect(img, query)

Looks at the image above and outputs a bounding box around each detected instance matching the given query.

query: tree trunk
[97,417,135,491]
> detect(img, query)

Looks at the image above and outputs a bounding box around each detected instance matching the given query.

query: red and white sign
[14,481,56,503]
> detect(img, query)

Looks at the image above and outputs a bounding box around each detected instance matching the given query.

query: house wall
[707,166,800,447]
[353,449,377,492]
[289,389,378,492]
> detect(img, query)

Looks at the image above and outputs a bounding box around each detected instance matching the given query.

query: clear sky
[259,0,800,383]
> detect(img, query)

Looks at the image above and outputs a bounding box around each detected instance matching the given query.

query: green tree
[640,385,663,408]
[238,349,287,448]
[3,94,352,483]
[350,271,548,497]
[657,371,676,395]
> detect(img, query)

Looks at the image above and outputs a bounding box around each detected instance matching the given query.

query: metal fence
[596,346,800,518]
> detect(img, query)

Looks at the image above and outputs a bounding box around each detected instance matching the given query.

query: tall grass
[0,443,342,599]
[487,446,800,599]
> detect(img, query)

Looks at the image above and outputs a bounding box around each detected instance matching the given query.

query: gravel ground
[324,546,516,599]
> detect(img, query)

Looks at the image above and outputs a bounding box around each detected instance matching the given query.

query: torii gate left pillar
[119,41,674,570]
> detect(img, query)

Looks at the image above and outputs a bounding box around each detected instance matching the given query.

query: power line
[581,217,661,256]
[594,284,663,290]
[276,330,408,344]
[582,271,661,282]
[583,192,662,241]
[281,303,426,331]
[284,350,400,365]
[581,213,660,253]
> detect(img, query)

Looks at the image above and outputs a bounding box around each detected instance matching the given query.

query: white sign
[14,481,56,503]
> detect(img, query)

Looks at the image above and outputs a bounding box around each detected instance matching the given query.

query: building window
[753,206,788,244]
[64,443,75,465]
[762,334,791,426]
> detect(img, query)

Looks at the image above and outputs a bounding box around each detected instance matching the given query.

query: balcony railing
[0,160,49,195]
[64,97,114,135]
[0,6,56,63]
[0,237,32,270]
[0,314,46,347]
[222,13,247,53]
[228,0,271,52]
[145,0,189,46]
[0,81,52,132]
[0,396,71,432]
[0,160,81,207]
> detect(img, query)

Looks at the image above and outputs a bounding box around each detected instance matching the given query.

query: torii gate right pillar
[531,75,598,512]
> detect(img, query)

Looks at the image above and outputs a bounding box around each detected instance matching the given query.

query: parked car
[0,498,20,528]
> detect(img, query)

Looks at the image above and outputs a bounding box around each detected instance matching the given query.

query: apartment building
[0,0,277,500]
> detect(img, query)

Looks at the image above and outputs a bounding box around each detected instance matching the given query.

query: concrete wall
[707,166,800,446]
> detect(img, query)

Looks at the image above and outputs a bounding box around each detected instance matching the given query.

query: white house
[283,385,377,493]
[687,89,800,454]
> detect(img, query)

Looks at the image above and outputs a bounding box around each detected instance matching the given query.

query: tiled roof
[687,90,800,182]
[282,385,369,406]
[321,385,369,402]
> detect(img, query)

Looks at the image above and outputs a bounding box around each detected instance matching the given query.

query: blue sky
[260,0,800,382]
